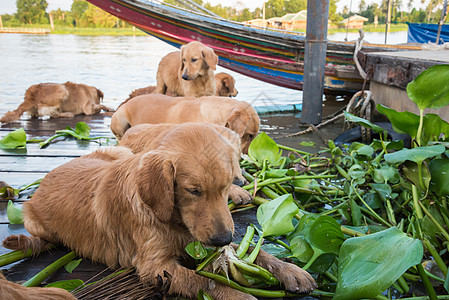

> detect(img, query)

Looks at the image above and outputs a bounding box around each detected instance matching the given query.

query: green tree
[71,0,88,26]
[84,2,118,27]
[265,0,285,18]
[284,0,307,13]
[16,0,48,24]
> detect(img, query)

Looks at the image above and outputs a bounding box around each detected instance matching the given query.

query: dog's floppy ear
[202,47,218,71]
[136,151,175,223]
[97,89,104,101]
[180,46,185,72]
[225,108,247,138]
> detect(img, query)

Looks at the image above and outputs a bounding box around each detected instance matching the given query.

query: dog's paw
[229,185,252,205]
[269,261,317,294]
[2,234,29,250]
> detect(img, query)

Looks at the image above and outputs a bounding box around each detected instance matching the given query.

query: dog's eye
[191,58,198,63]
[249,134,255,139]
[186,188,201,197]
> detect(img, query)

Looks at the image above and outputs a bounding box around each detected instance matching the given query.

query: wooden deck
[0,27,50,34]
[364,49,449,121]
[0,113,294,293]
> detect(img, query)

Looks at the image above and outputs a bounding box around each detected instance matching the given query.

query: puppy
[110,94,260,153]
[0,272,75,300]
[127,72,238,101]
[155,41,218,97]
[215,72,238,97]
[0,82,113,123]
[2,123,316,299]
[119,123,252,205]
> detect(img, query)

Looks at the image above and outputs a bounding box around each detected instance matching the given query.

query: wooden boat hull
[87,0,420,94]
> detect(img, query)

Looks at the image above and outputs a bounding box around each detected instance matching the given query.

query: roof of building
[341,14,369,23]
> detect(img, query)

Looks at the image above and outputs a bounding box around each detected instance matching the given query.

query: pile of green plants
[187,64,449,299]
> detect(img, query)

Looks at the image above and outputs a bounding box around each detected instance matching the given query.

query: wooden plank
[365,50,449,89]
[0,156,76,172]
[0,172,47,188]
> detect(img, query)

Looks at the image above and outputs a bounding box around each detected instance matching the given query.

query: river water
[0,30,408,116]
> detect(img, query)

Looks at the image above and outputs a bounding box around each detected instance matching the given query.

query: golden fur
[110,94,260,153]
[0,82,113,124]
[119,123,252,205]
[155,41,218,97]
[127,72,237,101]
[2,123,315,299]
[0,272,75,300]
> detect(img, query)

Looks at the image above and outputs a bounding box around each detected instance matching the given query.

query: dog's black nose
[232,177,245,187]
[182,73,189,80]
[209,231,233,247]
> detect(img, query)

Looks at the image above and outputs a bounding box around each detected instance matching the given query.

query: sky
[0,0,428,15]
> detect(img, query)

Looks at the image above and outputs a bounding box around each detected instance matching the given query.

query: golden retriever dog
[0,82,113,124]
[0,272,75,300]
[127,72,238,101]
[155,41,218,97]
[214,72,238,97]
[119,123,252,205]
[2,123,316,299]
[110,94,260,153]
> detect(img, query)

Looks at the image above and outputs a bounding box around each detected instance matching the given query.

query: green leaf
[299,141,315,147]
[64,258,82,274]
[373,165,400,184]
[344,111,387,134]
[0,128,27,149]
[7,200,24,224]
[257,194,299,237]
[355,145,374,157]
[429,158,449,197]
[334,227,423,300]
[185,241,208,260]
[290,235,313,263]
[263,169,288,178]
[248,132,282,166]
[44,279,84,292]
[423,113,449,144]
[407,65,449,110]
[376,104,420,139]
[402,161,431,191]
[307,215,344,254]
[384,145,446,164]
[74,121,91,138]
[197,289,214,300]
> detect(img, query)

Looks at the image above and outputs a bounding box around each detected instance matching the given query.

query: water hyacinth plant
[187,65,449,299]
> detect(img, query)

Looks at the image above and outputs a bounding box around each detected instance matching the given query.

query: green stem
[423,239,448,276]
[412,185,424,220]
[0,248,33,267]
[397,275,410,294]
[197,271,291,298]
[236,226,255,259]
[416,263,438,300]
[416,109,425,147]
[245,237,263,264]
[419,201,449,242]
[196,249,220,272]
[39,133,66,148]
[243,175,336,191]
[352,184,392,227]
[278,144,310,155]
[23,251,77,287]
[264,237,291,251]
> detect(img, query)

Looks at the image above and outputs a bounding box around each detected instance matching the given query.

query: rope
[353,29,367,80]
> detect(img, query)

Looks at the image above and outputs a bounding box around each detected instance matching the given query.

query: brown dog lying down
[120,123,252,205]
[2,123,316,299]
[0,272,75,300]
[110,94,260,153]
[0,82,114,124]
[128,72,238,100]
[156,41,218,97]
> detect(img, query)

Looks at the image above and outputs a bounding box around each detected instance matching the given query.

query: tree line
[1,0,446,28]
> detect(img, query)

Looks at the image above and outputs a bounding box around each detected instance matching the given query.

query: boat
[407,22,449,44]
[87,0,421,94]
